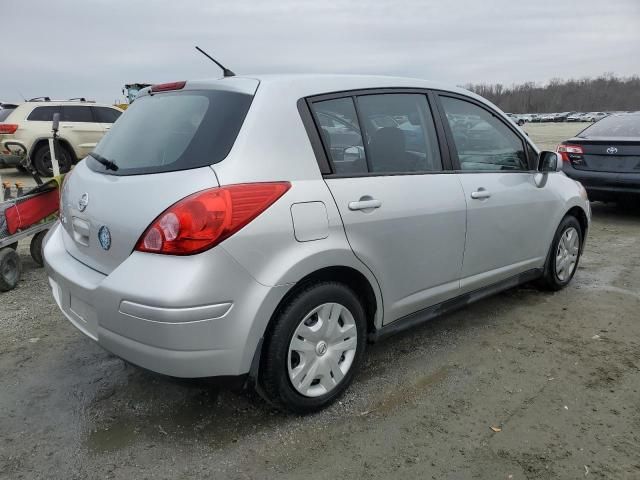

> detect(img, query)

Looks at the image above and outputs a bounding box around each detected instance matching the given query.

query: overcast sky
[3,0,639,104]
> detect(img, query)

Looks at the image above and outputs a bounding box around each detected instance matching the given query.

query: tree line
[464,73,640,114]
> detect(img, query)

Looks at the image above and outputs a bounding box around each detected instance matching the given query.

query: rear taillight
[556,144,584,162]
[0,124,18,134]
[135,182,291,255]
[150,81,186,92]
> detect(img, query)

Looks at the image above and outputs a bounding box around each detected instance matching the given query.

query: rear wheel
[0,248,22,292]
[538,216,582,291]
[260,281,367,413]
[33,143,72,177]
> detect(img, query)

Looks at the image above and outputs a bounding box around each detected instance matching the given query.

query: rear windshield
[89,89,253,175]
[0,108,15,121]
[578,115,640,138]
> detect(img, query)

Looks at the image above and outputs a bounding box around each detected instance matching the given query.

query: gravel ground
[1,122,639,479]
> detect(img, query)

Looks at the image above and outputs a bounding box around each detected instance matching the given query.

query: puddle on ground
[86,387,281,454]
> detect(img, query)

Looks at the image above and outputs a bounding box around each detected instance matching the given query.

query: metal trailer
[0,113,62,291]
[0,220,54,291]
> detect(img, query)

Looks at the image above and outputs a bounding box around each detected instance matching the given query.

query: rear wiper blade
[88,152,119,171]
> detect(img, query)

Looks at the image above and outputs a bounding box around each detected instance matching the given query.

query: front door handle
[470,189,491,200]
[348,199,382,211]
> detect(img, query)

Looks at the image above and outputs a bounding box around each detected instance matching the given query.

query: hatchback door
[309,92,467,324]
[436,93,559,292]
[60,82,257,275]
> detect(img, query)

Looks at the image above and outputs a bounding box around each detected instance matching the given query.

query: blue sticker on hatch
[98,226,111,251]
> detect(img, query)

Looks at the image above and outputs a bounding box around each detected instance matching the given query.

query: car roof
[180,73,493,106]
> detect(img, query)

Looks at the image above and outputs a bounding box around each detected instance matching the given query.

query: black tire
[33,142,72,178]
[538,215,582,291]
[30,230,48,267]
[260,281,367,413]
[0,248,22,292]
[518,119,525,126]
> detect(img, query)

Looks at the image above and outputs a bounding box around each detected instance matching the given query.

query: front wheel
[260,281,367,413]
[538,216,582,291]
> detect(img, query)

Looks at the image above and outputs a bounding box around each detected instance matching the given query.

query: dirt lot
[1,122,639,479]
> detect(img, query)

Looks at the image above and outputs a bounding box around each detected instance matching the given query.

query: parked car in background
[0,99,123,176]
[553,112,571,122]
[567,113,586,122]
[44,74,590,413]
[586,112,608,122]
[558,113,640,205]
[506,113,525,126]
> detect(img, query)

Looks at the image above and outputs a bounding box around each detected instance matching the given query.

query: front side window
[357,94,442,173]
[93,107,122,123]
[311,98,367,175]
[440,96,527,171]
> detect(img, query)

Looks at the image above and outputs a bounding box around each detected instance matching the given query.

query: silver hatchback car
[44,75,590,412]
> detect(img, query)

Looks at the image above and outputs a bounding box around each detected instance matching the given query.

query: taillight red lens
[0,124,18,134]
[151,81,186,92]
[135,182,291,255]
[556,144,584,162]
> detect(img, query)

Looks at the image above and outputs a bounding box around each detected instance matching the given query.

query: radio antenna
[195,46,236,77]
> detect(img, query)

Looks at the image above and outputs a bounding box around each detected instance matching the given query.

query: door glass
[311,98,366,174]
[357,94,442,173]
[62,106,94,123]
[93,107,122,123]
[440,96,527,171]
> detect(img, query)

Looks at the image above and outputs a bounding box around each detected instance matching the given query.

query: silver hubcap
[555,226,579,282]
[287,302,358,397]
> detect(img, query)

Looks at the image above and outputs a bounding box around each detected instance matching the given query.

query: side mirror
[538,151,562,172]
[52,112,60,133]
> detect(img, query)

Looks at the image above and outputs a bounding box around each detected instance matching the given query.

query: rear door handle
[470,189,491,200]
[348,199,382,211]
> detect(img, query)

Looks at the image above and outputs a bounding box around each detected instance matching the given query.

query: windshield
[89,89,253,175]
[0,108,15,121]
[578,115,640,138]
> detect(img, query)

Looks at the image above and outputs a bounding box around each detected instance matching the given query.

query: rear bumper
[43,222,288,378]
[562,165,640,199]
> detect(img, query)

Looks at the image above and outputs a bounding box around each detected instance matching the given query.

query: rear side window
[93,107,122,123]
[310,93,442,175]
[357,94,442,172]
[62,106,93,122]
[90,90,253,175]
[440,96,527,171]
[0,109,15,121]
[27,106,62,121]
